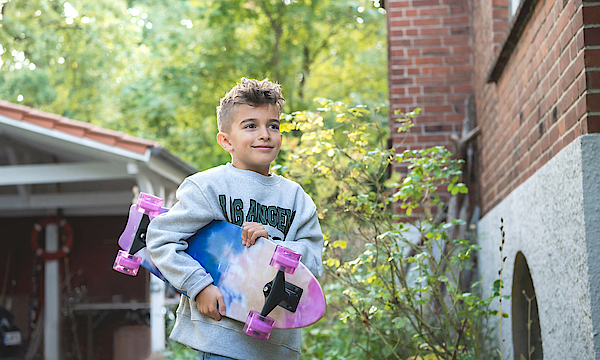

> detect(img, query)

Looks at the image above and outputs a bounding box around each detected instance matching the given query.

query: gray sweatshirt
[146,163,324,360]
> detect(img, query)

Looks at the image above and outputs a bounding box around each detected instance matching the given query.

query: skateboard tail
[272,277,326,329]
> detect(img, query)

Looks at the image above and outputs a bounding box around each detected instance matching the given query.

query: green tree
[0,0,138,120]
[0,0,387,170]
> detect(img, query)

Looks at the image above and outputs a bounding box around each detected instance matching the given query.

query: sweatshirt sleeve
[272,194,324,279]
[146,178,216,301]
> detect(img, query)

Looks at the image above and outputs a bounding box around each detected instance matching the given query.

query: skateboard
[113,193,326,340]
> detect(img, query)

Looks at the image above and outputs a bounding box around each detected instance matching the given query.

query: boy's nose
[258,127,270,140]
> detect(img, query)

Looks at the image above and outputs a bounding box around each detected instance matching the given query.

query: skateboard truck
[113,193,164,276]
[261,271,303,314]
[243,246,302,341]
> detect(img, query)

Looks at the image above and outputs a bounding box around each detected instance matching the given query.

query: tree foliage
[0,0,387,169]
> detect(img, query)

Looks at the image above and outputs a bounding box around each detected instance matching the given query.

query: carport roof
[0,100,197,177]
[0,100,198,216]
[0,100,158,155]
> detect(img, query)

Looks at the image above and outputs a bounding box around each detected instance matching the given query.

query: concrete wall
[477,134,600,359]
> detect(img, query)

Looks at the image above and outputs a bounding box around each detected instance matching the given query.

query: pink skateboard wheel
[135,193,164,217]
[113,250,142,276]
[243,310,275,341]
[269,245,302,275]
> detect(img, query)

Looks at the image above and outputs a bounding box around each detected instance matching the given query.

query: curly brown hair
[216,78,285,133]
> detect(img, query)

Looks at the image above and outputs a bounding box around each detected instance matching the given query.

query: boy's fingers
[217,294,226,316]
[212,311,221,321]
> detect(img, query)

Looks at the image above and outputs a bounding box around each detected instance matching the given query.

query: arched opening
[512,252,543,360]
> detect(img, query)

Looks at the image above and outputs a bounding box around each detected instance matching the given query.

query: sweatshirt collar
[226,163,282,186]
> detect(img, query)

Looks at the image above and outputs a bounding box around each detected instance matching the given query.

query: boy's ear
[217,132,233,152]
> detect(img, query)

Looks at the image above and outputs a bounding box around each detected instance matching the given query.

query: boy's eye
[269,124,280,130]
[244,124,256,129]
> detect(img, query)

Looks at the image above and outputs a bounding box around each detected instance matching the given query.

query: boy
[146,78,324,360]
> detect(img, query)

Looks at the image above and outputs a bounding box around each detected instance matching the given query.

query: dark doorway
[512,252,543,360]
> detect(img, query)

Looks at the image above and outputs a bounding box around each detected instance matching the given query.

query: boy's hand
[242,222,268,247]
[196,284,226,321]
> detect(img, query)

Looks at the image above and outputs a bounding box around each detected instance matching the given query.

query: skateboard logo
[218,196,296,239]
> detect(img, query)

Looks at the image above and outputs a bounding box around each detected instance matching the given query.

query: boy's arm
[146,178,216,301]
[273,206,324,278]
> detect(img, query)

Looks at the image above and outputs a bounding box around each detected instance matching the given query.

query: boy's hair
[217,78,285,133]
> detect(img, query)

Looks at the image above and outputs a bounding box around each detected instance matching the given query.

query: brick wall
[386,0,474,215]
[472,0,600,215]
[387,0,474,157]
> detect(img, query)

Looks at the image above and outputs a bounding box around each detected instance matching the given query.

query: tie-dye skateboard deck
[113,193,326,339]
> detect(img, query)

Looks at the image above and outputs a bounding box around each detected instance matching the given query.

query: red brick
[423,47,451,55]
[446,54,471,63]
[417,134,449,142]
[587,70,600,89]
[492,8,508,19]
[445,114,465,122]
[420,7,449,16]
[424,124,454,132]
[549,123,559,144]
[414,38,442,46]
[586,93,600,112]
[443,15,470,25]
[414,18,442,26]
[417,95,446,103]
[424,85,452,93]
[450,6,469,14]
[415,57,444,65]
[564,106,579,130]
[390,19,411,27]
[416,76,446,84]
[447,73,472,82]
[452,64,473,73]
[451,26,470,35]
[493,21,509,31]
[453,45,473,54]
[583,28,600,46]
[562,125,578,147]
[421,28,450,36]
[413,0,442,6]
[582,4,600,24]
[587,115,600,133]
[584,49,600,67]
[423,105,454,112]
[422,66,452,74]
[452,84,473,92]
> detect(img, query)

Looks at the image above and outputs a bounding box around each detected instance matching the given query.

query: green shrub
[275,99,503,360]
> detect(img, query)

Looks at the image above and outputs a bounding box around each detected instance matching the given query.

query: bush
[275,99,503,360]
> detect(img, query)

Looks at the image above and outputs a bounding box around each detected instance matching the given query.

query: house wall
[386,0,474,214]
[473,0,600,215]
[477,134,600,359]
[387,0,600,357]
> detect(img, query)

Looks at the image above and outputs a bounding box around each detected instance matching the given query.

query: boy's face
[217,104,282,176]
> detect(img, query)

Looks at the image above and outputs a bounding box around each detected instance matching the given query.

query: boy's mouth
[252,145,273,149]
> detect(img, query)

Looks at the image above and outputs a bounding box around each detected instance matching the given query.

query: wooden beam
[0,162,133,186]
[4,144,30,199]
[0,190,133,210]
